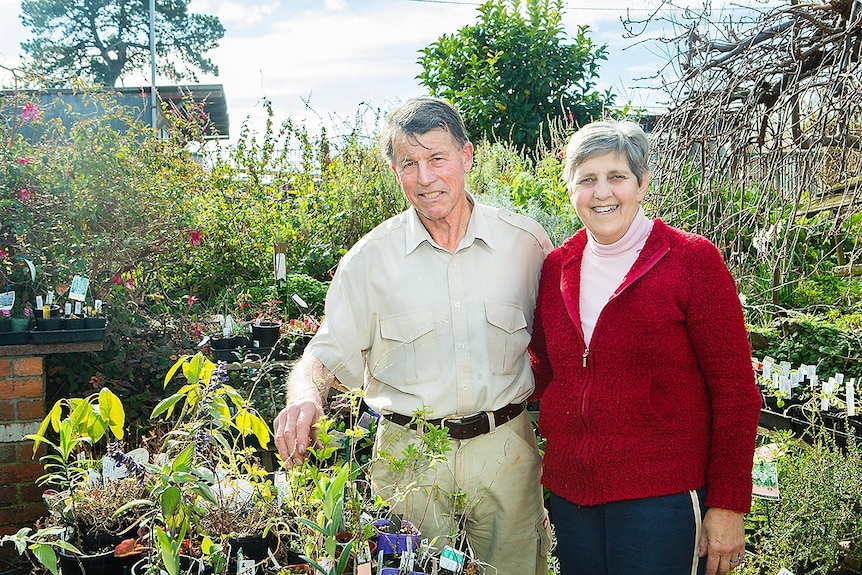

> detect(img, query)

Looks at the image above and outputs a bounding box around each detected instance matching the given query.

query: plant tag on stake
[761,356,774,379]
[848,378,856,417]
[0,290,13,314]
[290,292,309,309]
[235,548,255,575]
[440,546,465,572]
[355,541,372,575]
[69,275,89,302]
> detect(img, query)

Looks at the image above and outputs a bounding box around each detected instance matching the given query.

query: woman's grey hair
[379,96,470,164]
[563,120,649,186]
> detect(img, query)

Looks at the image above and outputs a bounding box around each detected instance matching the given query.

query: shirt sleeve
[305,257,370,389]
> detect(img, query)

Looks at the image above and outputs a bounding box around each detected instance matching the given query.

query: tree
[417,0,613,153]
[19,0,225,87]
[622,1,862,308]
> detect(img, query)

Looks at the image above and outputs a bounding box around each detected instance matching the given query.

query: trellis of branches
[625,0,862,314]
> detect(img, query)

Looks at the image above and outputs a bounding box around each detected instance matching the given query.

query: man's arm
[273,354,339,468]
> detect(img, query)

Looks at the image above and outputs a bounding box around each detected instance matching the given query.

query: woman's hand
[699,507,746,574]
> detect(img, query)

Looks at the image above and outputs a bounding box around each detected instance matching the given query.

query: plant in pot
[208,314,249,361]
[743,427,862,574]
[3,388,148,575]
[140,352,277,575]
[281,391,386,575]
[283,316,320,359]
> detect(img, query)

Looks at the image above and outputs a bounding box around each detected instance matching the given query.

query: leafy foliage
[750,315,862,380]
[418,0,613,153]
[19,0,225,86]
[744,430,862,575]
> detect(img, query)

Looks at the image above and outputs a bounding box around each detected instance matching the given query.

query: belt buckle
[441,412,483,428]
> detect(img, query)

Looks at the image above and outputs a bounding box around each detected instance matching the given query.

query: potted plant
[283,316,320,359]
[139,352,276,575]
[251,319,282,349]
[0,306,30,344]
[2,388,148,574]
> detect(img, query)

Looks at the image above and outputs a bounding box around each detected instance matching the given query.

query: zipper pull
[582,348,589,368]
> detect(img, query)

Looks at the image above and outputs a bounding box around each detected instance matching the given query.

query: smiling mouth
[592,205,618,214]
[420,191,444,199]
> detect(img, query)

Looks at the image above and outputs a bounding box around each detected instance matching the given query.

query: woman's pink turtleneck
[580,206,653,345]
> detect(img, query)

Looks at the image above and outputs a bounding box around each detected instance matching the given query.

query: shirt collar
[405,193,495,254]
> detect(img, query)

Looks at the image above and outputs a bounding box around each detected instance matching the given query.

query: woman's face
[568,151,649,245]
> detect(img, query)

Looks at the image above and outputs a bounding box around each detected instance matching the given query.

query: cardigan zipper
[582,348,589,367]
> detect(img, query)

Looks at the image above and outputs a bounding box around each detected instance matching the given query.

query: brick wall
[0,355,48,561]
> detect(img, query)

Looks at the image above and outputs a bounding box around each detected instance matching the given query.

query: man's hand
[273,399,323,468]
[272,354,334,469]
[699,507,746,575]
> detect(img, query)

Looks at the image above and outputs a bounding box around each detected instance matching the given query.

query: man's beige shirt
[306,199,552,418]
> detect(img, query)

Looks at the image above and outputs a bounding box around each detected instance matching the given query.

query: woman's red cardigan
[529,219,761,513]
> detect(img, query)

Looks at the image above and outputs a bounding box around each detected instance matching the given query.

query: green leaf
[171,444,194,472]
[161,485,182,516]
[30,544,58,575]
[156,526,180,575]
[151,394,185,420]
[250,414,271,449]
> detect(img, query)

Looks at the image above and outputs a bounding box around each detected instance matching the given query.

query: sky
[0,0,685,148]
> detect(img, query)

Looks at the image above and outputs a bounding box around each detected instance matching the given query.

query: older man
[273,96,552,574]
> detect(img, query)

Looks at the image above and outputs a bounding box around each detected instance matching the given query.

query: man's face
[390,127,473,224]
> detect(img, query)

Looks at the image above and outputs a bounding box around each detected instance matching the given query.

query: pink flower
[16,157,33,165]
[124,276,135,290]
[112,274,123,285]
[188,229,202,247]
[187,295,198,306]
[21,103,39,121]
[18,188,31,201]
[0,248,7,260]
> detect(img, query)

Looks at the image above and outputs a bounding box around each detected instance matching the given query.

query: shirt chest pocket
[485,302,529,376]
[372,310,439,385]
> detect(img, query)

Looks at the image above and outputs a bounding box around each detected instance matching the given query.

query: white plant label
[439,546,465,571]
[69,275,89,301]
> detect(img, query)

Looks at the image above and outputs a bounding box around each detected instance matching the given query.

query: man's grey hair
[563,120,649,186]
[379,96,470,164]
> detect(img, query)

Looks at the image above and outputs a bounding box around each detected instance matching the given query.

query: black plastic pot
[252,321,281,348]
[38,304,61,319]
[211,335,249,350]
[35,317,63,331]
[63,317,87,330]
[227,534,270,574]
[58,548,139,575]
[130,554,207,575]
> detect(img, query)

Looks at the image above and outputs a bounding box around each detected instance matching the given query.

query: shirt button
[454,302,461,308]
[458,344,465,349]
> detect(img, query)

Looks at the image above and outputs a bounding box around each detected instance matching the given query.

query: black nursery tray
[29,327,107,344]
[0,331,30,345]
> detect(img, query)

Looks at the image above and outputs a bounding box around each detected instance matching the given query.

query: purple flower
[106,440,146,484]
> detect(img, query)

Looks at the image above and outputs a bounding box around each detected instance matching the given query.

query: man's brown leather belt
[383,402,526,440]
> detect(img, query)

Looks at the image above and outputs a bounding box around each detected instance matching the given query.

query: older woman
[529,120,761,575]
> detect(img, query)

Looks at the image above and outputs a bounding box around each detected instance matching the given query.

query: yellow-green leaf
[164,355,192,389]
[98,388,125,440]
